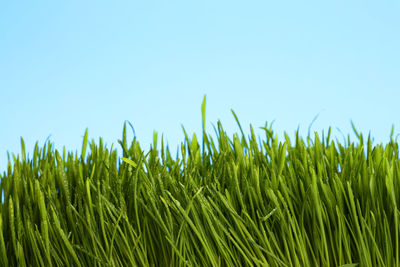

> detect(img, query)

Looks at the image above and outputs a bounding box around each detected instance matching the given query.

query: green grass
[1,97,400,266]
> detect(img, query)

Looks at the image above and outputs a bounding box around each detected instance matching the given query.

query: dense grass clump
[1,100,400,266]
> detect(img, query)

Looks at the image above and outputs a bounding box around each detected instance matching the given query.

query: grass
[0,97,399,266]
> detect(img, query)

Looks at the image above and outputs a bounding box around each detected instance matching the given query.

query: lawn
[1,98,399,266]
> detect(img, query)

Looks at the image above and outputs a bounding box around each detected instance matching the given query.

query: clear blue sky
[1,1,399,172]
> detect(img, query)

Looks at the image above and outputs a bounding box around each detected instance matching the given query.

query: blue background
[1,1,399,172]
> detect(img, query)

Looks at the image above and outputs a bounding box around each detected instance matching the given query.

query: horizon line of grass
[0,97,400,266]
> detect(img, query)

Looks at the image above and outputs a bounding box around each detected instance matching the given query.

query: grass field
[1,98,399,266]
